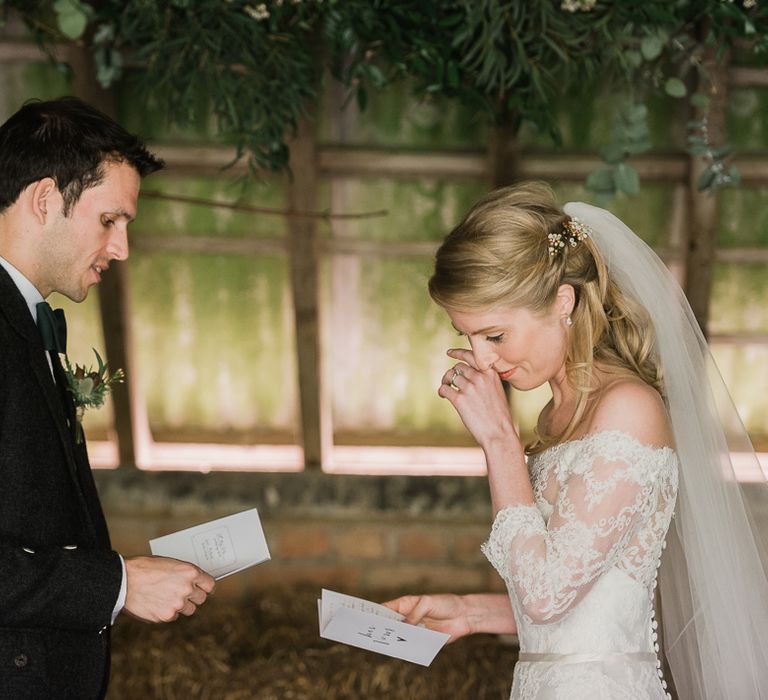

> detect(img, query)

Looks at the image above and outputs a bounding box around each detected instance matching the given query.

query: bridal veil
[563,202,768,699]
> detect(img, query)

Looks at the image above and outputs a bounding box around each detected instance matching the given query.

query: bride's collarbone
[536,375,644,445]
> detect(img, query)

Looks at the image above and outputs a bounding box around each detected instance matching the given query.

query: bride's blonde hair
[428,181,663,454]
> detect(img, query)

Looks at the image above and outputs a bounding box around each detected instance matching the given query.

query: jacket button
[63,544,78,550]
[13,654,28,668]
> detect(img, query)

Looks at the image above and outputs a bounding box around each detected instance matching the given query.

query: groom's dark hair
[0,96,163,215]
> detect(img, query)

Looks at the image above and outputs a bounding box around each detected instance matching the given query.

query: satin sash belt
[518,652,656,664]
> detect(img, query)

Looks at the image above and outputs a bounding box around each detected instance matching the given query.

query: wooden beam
[152,144,249,175]
[304,149,690,183]
[723,156,768,184]
[684,49,729,337]
[319,148,487,179]
[710,333,768,345]
[519,154,688,182]
[716,247,768,264]
[147,144,746,184]
[323,238,437,258]
[130,234,287,256]
[129,231,690,262]
[67,45,145,468]
[729,66,768,88]
[130,233,437,258]
[487,120,521,188]
[0,41,51,63]
[287,114,332,469]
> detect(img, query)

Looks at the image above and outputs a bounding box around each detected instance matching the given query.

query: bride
[385,182,768,699]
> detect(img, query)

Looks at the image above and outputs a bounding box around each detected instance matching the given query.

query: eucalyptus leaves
[3,0,765,197]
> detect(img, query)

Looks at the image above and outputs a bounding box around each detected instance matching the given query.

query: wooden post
[487,116,521,409]
[487,118,521,190]
[684,50,729,338]
[67,45,146,467]
[287,113,332,469]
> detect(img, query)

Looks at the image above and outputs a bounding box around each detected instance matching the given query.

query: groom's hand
[123,555,216,623]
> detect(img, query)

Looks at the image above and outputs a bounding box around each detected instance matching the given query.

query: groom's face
[41,160,140,301]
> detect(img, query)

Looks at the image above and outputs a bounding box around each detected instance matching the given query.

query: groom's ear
[28,177,60,225]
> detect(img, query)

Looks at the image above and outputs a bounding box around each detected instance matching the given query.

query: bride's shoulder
[587,378,674,450]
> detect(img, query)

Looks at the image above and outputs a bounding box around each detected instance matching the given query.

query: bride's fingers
[398,596,432,626]
[382,596,417,616]
[447,348,479,369]
[442,364,470,390]
[410,595,440,624]
[382,596,430,626]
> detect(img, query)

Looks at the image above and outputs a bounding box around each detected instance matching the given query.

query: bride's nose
[470,340,499,372]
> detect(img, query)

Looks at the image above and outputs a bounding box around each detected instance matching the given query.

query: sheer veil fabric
[564,202,768,699]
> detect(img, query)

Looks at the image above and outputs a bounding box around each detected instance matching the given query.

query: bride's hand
[439,348,518,450]
[382,593,472,643]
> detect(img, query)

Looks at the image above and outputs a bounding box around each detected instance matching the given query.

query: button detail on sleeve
[13,654,28,668]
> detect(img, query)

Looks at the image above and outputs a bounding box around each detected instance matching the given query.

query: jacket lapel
[51,351,111,545]
[0,267,96,526]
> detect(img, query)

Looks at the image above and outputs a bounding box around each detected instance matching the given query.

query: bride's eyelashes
[454,330,505,344]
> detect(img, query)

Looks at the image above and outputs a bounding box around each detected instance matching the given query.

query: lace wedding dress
[482,429,678,700]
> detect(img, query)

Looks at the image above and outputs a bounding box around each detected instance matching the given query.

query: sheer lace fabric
[482,430,678,700]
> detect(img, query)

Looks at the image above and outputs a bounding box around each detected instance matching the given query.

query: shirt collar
[0,256,45,322]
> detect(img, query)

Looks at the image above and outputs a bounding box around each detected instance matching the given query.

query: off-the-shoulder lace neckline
[536,429,675,459]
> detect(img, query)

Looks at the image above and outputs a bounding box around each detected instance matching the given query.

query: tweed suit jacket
[0,265,122,699]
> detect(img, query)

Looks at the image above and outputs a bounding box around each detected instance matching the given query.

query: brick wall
[96,468,768,604]
[108,511,506,599]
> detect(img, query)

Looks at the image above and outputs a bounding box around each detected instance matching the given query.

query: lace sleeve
[481,434,673,625]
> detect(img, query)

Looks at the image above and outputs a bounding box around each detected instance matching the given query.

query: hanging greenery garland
[1,0,766,196]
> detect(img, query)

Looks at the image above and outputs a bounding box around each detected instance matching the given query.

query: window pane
[711,345,768,447]
[130,251,297,443]
[324,177,481,446]
[710,264,768,335]
[718,187,768,247]
[726,87,768,151]
[135,174,288,239]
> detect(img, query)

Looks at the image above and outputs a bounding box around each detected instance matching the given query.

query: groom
[0,97,215,699]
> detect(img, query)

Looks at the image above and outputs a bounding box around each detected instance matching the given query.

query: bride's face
[446,286,574,391]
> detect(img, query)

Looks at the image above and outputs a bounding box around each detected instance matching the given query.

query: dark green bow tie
[36,301,67,355]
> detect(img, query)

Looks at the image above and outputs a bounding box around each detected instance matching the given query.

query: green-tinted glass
[710,264,768,334]
[130,251,298,442]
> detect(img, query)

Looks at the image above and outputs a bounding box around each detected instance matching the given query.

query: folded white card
[149,508,270,579]
[318,589,449,666]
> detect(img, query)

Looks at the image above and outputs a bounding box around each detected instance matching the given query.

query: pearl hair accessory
[548,216,591,257]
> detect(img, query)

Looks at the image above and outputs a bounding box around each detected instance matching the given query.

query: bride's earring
[565,316,573,327]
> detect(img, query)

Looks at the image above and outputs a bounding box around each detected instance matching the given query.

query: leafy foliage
[2,0,767,191]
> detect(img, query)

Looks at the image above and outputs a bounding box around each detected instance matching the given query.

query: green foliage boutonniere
[63,349,124,444]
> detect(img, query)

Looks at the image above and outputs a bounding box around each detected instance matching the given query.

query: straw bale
[108,586,517,699]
